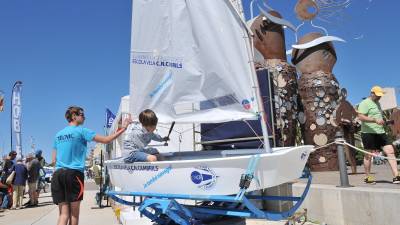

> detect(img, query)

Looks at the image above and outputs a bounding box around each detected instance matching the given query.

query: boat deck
[161,149,264,160]
[110,147,291,162]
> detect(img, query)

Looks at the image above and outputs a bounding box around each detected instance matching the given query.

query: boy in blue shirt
[51,106,131,225]
[123,109,169,163]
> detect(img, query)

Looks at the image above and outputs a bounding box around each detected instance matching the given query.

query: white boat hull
[106,145,313,196]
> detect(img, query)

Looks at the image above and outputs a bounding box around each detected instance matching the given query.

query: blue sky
[0,0,399,161]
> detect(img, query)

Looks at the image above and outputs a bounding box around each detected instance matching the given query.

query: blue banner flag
[106,108,116,128]
[12,81,23,159]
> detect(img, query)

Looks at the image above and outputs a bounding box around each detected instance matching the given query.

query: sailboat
[106,0,313,212]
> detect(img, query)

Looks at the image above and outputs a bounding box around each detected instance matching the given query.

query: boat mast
[229,0,245,18]
[228,0,272,153]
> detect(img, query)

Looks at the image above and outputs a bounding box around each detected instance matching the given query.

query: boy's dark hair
[139,109,158,126]
[65,106,84,122]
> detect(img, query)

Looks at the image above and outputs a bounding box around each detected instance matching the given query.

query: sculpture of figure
[250,11,299,147]
[390,109,400,138]
[335,88,358,173]
[292,32,342,171]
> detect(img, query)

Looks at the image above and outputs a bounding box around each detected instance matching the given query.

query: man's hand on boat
[122,114,133,129]
[92,114,133,144]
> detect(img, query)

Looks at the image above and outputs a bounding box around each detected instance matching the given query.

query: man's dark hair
[139,109,158,127]
[65,106,84,122]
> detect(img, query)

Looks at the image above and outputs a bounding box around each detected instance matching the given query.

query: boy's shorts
[51,168,84,204]
[124,148,159,163]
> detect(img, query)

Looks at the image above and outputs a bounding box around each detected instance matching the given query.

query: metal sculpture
[390,109,400,138]
[250,11,299,147]
[295,0,319,21]
[335,88,358,173]
[292,32,342,171]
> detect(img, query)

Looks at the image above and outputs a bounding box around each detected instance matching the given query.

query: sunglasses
[76,112,85,117]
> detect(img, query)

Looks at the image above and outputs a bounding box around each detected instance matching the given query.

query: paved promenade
[0,181,119,225]
[297,164,400,188]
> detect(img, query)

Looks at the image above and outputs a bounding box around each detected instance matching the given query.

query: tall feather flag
[11,81,23,158]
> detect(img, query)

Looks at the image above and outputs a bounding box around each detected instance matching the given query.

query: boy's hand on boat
[162,136,170,142]
[122,114,133,129]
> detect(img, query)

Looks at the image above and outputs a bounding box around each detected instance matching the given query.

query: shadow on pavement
[24,201,55,208]
[90,205,112,210]
[375,180,395,184]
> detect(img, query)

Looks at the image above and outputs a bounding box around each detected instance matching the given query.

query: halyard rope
[160,124,400,161]
[313,140,400,161]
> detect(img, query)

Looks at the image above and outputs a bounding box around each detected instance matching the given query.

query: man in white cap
[358,86,400,184]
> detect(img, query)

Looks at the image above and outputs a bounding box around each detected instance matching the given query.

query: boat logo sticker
[190,165,218,190]
[132,53,183,69]
[143,165,172,189]
[241,97,254,110]
[112,164,159,174]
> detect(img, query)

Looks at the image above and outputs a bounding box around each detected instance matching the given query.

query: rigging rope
[313,140,400,161]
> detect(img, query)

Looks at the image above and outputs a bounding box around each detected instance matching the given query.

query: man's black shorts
[51,168,84,204]
[361,133,390,150]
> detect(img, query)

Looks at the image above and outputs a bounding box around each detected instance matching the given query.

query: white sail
[130,0,259,124]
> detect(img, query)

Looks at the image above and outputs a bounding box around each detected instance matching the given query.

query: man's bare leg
[363,154,373,177]
[29,188,36,205]
[383,145,399,177]
[57,203,70,225]
[69,201,81,225]
[34,189,39,205]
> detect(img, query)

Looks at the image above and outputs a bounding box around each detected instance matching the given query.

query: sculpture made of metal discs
[390,109,400,137]
[292,32,341,171]
[251,11,299,147]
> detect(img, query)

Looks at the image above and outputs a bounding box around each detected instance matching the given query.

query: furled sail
[130,0,259,123]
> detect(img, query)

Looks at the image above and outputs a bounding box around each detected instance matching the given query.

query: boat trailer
[106,157,312,225]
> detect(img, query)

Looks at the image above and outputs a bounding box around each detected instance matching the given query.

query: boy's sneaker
[393,176,400,184]
[364,176,376,184]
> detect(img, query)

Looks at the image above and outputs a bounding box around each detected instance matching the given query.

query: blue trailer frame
[106,157,312,225]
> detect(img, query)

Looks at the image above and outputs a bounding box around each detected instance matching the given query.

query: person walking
[358,86,400,184]
[11,158,28,209]
[35,150,46,199]
[26,153,41,206]
[51,106,131,225]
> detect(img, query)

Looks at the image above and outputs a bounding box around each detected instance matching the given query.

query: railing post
[335,131,352,188]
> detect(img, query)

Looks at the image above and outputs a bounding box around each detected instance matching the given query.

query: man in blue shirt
[51,106,131,225]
